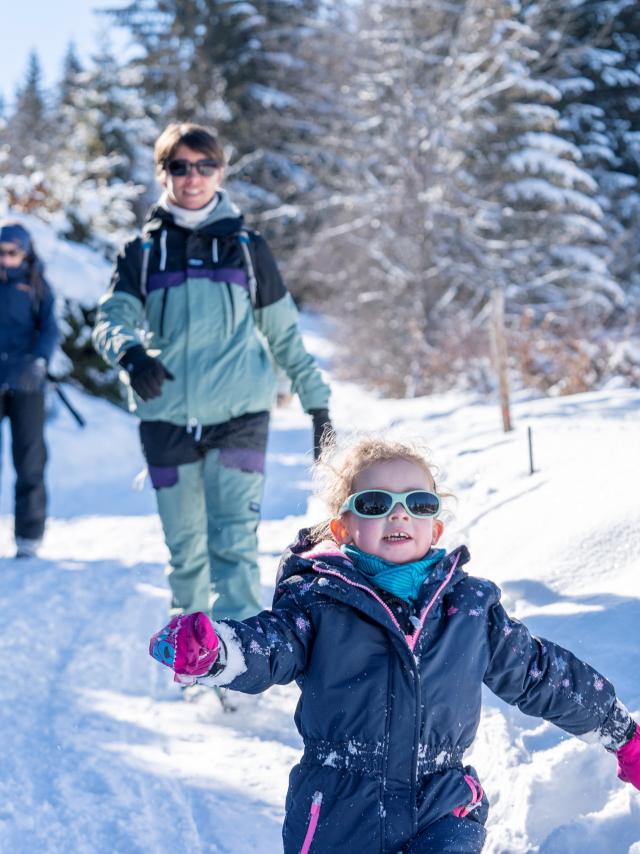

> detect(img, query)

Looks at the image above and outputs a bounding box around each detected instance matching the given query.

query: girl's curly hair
[309,433,450,543]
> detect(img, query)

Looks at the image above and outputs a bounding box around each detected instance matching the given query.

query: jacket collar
[144,189,245,237]
[289,530,469,586]
[1,261,30,283]
[278,530,469,638]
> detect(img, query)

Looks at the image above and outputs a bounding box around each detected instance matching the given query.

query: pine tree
[48,37,154,401]
[295,0,616,396]
[49,35,153,252]
[58,301,125,404]
[541,0,640,294]
[59,42,84,108]
[7,51,49,163]
[0,39,154,403]
[0,51,53,211]
[284,0,477,395]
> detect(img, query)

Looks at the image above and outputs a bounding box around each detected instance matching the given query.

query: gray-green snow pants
[154,448,264,621]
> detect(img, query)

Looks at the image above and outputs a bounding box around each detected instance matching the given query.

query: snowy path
[1,375,640,852]
[0,511,301,853]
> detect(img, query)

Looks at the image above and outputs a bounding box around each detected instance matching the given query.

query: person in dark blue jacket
[0,221,58,558]
[150,435,640,853]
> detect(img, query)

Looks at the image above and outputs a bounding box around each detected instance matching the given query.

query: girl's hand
[617,726,640,790]
[149,612,219,683]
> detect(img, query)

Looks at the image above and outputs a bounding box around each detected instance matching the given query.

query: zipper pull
[186,418,203,442]
[132,465,148,491]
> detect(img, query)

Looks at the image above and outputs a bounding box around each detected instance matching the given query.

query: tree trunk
[490,288,512,432]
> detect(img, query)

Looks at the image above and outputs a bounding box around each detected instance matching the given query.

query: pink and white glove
[149,612,219,685]
[617,726,640,790]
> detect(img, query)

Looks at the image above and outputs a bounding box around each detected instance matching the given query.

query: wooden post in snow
[490,288,512,433]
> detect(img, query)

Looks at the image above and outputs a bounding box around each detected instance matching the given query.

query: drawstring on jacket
[160,229,168,271]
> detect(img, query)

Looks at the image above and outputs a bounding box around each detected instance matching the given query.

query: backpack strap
[238,229,258,309]
[139,226,259,310]
[140,230,154,299]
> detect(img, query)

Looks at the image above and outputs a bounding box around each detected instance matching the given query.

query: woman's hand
[309,408,333,460]
[19,357,47,392]
[120,344,174,401]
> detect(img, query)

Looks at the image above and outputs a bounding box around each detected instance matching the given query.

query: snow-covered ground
[1,323,639,852]
[0,358,640,854]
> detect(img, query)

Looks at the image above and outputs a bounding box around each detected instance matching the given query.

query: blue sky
[2,1,128,105]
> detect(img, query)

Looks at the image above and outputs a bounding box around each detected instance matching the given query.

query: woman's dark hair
[26,246,46,307]
[154,123,226,176]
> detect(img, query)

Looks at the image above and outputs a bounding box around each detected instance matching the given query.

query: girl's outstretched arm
[150,584,314,694]
[483,598,637,752]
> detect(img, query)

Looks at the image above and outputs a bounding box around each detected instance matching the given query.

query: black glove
[119,345,174,401]
[309,408,333,460]
[19,357,48,393]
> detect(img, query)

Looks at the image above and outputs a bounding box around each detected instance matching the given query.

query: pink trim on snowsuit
[406,554,461,651]
[300,791,323,854]
[299,541,344,561]
[453,774,484,817]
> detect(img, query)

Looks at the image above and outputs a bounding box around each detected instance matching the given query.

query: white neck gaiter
[159,192,220,230]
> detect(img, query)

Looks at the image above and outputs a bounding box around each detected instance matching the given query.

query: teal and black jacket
[93,192,329,468]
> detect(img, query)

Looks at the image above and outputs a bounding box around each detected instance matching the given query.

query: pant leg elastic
[405,814,486,854]
[154,459,211,614]
[7,391,47,541]
[202,448,265,621]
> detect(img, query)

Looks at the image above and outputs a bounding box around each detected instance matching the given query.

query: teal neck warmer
[342,544,446,603]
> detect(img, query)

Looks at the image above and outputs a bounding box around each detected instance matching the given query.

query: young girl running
[149,436,640,853]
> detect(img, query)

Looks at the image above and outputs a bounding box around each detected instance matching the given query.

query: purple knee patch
[148,464,179,489]
[219,447,265,474]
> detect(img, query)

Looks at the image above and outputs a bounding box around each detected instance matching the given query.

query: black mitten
[309,408,333,460]
[120,345,174,401]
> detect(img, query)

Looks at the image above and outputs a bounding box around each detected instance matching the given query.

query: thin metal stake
[528,426,534,475]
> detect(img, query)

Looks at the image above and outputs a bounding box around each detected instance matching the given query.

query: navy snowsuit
[202,533,631,853]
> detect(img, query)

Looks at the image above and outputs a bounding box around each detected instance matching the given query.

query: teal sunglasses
[339,489,440,519]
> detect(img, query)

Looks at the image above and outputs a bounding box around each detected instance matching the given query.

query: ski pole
[46,375,86,428]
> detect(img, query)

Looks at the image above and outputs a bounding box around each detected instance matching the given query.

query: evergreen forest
[1,0,639,399]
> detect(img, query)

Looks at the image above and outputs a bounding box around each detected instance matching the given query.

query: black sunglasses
[166,159,221,177]
[0,248,22,258]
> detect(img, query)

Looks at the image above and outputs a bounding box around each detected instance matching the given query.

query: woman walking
[0,221,58,558]
[94,123,331,622]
